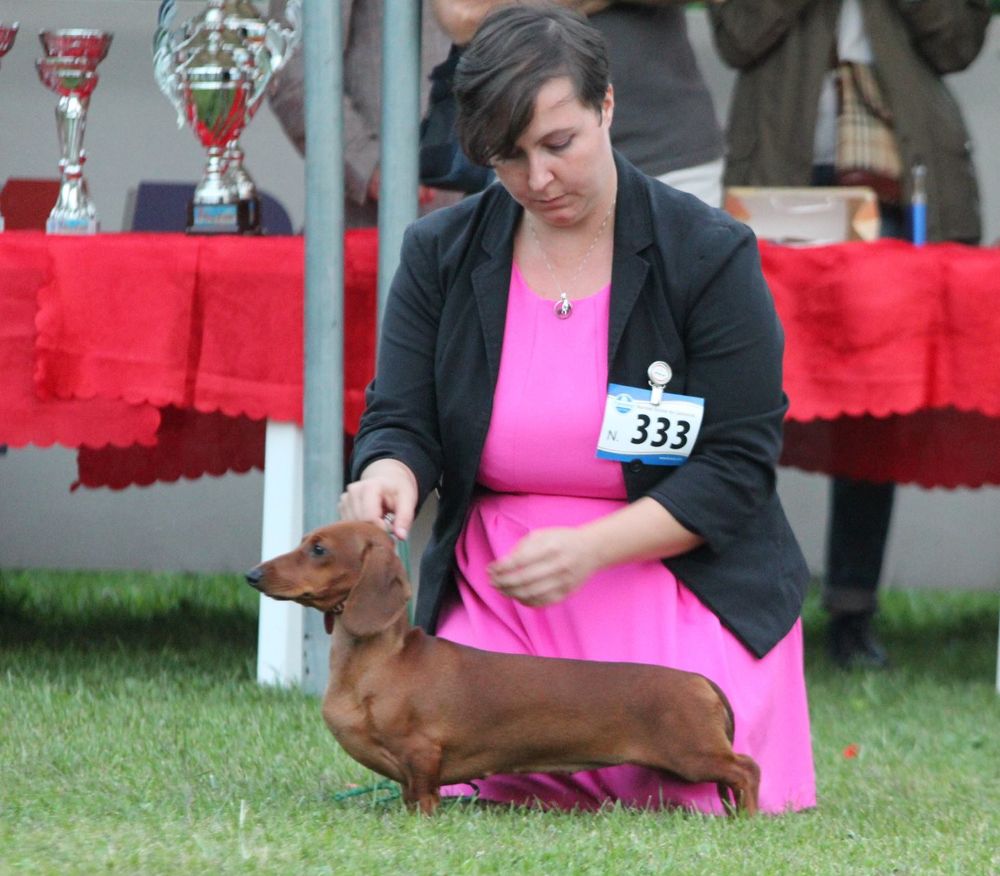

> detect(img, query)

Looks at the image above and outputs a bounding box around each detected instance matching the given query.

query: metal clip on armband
[647,360,673,406]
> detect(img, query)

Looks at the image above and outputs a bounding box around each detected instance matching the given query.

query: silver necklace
[527,198,616,319]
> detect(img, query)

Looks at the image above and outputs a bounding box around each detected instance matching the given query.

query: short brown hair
[453,3,610,166]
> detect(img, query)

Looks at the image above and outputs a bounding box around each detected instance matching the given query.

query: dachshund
[245,521,761,815]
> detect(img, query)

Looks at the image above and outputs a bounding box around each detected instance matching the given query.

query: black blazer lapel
[608,154,654,368]
[471,188,519,385]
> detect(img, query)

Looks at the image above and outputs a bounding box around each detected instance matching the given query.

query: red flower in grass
[843,744,860,759]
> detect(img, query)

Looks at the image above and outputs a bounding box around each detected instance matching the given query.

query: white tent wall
[1,2,998,594]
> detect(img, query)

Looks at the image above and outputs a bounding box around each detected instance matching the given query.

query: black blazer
[352,153,809,657]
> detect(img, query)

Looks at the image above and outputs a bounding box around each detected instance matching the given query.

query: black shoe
[828,613,889,670]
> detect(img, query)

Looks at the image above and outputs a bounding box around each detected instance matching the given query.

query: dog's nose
[245,567,264,588]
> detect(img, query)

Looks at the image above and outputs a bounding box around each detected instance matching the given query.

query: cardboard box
[724,186,880,244]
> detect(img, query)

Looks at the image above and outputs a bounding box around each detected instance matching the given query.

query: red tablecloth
[1,229,376,488]
[2,232,999,489]
[761,239,1000,487]
[0,233,161,451]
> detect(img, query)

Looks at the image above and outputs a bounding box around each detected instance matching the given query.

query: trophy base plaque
[46,215,99,235]
[187,198,261,235]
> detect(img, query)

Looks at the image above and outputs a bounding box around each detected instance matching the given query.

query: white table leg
[256,421,305,687]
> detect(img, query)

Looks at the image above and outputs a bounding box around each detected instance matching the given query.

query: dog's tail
[706,678,736,743]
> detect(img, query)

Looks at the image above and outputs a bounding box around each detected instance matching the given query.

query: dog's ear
[340,541,412,638]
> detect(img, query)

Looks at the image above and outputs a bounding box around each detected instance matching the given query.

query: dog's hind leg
[716,753,761,816]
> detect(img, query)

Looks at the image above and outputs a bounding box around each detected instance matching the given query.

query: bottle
[911,162,927,246]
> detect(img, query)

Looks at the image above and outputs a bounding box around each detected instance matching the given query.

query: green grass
[1,569,998,875]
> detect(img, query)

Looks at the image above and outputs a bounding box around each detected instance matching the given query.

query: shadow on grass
[1,593,255,650]
[0,571,258,676]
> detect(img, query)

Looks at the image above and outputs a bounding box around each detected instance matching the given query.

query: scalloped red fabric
[1,229,376,490]
[761,239,1000,488]
[73,406,266,491]
[68,230,377,490]
[4,231,1000,490]
[760,239,1000,422]
[0,233,160,450]
[33,228,377,428]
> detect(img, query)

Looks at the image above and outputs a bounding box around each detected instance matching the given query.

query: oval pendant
[554,295,573,319]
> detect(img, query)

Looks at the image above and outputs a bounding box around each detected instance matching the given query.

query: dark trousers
[825,478,894,615]
[812,165,908,617]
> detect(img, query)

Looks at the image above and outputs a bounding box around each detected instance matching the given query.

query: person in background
[267,0,457,227]
[340,4,815,813]
[709,0,989,669]
[432,0,726,207]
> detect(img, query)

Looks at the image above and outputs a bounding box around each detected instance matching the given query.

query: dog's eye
[309,543,328,557]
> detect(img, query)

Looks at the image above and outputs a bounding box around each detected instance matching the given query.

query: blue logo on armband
[614,393,633,414]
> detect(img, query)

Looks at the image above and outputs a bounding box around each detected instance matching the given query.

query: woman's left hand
[488,527,601,607]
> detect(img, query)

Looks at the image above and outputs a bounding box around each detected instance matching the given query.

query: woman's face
[491,76,615,230]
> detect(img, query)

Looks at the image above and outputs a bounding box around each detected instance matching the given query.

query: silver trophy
[153,0,300,234]
[0,22,15,65]
[220,1,300,231]
[36,29,113,234]
[0,22,18,232]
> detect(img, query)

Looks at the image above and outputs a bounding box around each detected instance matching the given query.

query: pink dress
[436,265,816,813]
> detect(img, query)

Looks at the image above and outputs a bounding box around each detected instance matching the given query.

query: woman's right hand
[338,458,419,540]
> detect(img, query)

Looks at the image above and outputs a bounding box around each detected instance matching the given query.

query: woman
[709,0,988,670]
[341,4,815,813]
